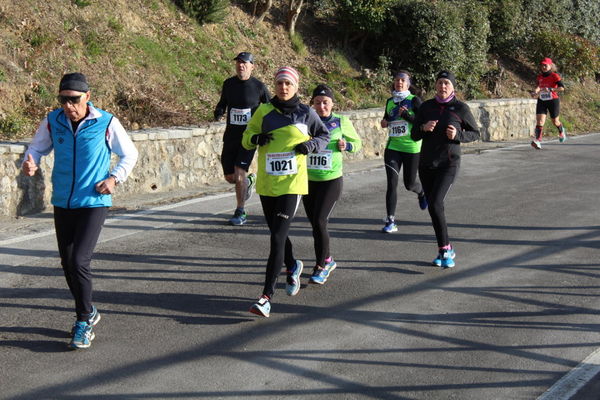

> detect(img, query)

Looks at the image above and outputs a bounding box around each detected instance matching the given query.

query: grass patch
[290,33,307,57]
[107,16,124,33]
[0,113,29,140]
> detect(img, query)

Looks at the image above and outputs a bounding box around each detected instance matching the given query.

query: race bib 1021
[266,151,298,176]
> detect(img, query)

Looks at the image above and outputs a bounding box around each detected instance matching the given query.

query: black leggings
[259,194,302,298]
[303,177,343,267]
[384,148,422,217]
[54,206,108,321]
[418,165,457,248]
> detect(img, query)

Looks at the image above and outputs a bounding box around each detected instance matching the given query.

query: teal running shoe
[286,260,303,296]
[69,321,95,350]
[433,248,456,268]
[69,305,101,337]
[558,128,567,143]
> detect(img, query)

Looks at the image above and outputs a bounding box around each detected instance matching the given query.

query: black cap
[234,52,254,64]
[436,70,456,87]
[311,84,334,101]
[59,72,89,93]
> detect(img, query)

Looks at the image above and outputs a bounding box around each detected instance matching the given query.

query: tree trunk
[255,0,272,24]
[286,0,304,36]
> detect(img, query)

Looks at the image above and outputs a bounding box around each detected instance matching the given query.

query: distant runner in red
[530,57,566,150]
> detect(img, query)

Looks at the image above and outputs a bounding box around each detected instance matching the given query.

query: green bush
[486,0,526,55]
[567,0,600,43]
[528,30,600,79]
[384,0,489,96]
[175,0,229,25]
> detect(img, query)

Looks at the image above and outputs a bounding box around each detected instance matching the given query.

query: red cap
[540,57,553,65]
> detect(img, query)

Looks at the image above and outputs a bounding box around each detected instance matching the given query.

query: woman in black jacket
[412,71,480,269]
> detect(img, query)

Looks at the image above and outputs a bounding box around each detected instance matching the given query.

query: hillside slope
[0,0,598,140]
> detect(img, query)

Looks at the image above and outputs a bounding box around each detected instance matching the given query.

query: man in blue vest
[22,72,138,350]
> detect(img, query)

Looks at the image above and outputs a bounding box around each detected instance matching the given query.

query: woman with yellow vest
[304,84,362,284]
[242,66,330,317]
[380,70,427,234]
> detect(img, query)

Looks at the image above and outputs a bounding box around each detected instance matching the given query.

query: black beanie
[435,70,456,87]
[311,84,334,101]
[59,73,89,92]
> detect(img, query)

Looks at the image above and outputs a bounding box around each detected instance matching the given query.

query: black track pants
[54,206,108,321]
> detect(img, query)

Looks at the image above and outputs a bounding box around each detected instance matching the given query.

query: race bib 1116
[307,150,333,170]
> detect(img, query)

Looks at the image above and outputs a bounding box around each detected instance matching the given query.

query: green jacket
[307,113,362,181]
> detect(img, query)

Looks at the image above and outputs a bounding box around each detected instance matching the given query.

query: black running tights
[418,165,457,248]
[303,177,343,267]
[259,194,301,298]
[384,148,422,217]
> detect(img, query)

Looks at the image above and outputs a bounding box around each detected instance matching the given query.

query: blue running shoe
[418,193,428,210]
[69,321,95,350]
[382,218,398,233]
[249,295,271,317]
[245,173,256,201]
[229,208,247,226]
[286,260,303,296]
[69,305,101,337]
[433,248,456,268]
[310,258,337,284]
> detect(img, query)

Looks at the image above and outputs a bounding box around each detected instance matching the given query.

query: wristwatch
[110,174,120,185]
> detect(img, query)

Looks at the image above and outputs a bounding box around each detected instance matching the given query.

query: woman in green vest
[304,84,362,285]
[380,70,427,234]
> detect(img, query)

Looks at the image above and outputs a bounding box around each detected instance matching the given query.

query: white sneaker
[249,296,271,317]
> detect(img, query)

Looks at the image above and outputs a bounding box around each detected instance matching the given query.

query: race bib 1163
[388,120,409,137]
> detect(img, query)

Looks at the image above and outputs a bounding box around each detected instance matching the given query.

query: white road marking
[537,348,600,399]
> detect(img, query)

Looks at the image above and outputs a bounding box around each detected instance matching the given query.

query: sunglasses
[57,94,85,105]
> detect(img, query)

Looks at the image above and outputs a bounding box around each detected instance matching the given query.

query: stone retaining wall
[0,98,536,217]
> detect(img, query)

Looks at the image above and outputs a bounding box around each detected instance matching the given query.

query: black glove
[251,133,273,146]
[295,142,310,155]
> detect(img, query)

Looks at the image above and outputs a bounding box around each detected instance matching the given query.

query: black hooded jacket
[412,97,480,168]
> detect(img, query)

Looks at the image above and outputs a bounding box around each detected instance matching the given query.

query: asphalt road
[1,134,599,399]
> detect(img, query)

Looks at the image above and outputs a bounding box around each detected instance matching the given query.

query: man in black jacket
[214,52,270,225]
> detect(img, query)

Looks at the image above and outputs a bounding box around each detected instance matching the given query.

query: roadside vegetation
[0,0,598,140]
